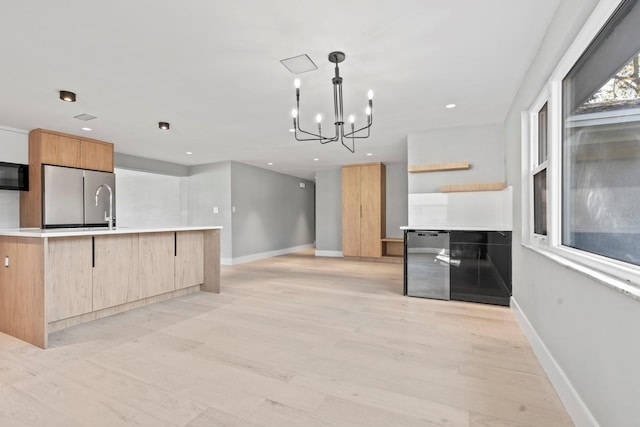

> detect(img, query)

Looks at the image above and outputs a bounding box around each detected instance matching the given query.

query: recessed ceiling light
[366,153,373,156]
[158,121,170,130]
[445,103,456,109]
[313,158,319,161]
[267,162,273,166]
[59,90,76,102]
[186,151,193,155]
[81,127,92,131]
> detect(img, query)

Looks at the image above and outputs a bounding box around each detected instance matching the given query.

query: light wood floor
[0,251,573,426]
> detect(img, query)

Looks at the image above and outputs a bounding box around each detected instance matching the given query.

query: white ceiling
[0,0,561,179]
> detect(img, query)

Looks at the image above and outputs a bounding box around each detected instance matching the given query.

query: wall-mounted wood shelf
[440,182,507,192]
[408,162,471,173]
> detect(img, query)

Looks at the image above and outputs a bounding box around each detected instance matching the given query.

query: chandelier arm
[343,122,371,138]
[340,135,355,153]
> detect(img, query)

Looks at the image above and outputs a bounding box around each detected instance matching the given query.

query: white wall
[0,126,28,228]
[114,168,186,227]
[505,0,640,426]
[408,124,505,194]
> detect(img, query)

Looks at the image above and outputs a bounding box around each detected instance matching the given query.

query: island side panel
[0,236,46,348]
[202,229,220,293]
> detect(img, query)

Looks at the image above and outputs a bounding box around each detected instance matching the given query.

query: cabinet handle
[92,236,95,268]
[174,232,177,257]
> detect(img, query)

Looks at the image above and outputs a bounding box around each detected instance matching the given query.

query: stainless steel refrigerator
[42,164,116,228]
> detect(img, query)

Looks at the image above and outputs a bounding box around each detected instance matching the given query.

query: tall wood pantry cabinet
[342,162,386,257]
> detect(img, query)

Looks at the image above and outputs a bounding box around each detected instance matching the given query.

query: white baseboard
[222,244,314,266]
[314,250,343,257]
[511,297,599,427]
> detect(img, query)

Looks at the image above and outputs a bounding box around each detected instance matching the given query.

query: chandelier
[290,51,373,153]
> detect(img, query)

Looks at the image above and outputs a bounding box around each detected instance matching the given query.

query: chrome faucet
[95,184,114,230]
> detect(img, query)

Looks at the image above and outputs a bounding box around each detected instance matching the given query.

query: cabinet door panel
[175,231,204,290]
[359,164,383,257]
[39,132,81,168]
[342,167,361,256]
[93,235,139,311]
[139,233,175,299]
[46,237,93,322]
[81,140,114,172]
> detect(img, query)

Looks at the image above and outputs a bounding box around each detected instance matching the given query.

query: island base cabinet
[139,232,175,299]
[0,228,220,348]
[46,237,93,322]
[92,234,139,311]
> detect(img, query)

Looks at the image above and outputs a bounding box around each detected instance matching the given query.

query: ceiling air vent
[280,54,317,74]
[74,113,97,121]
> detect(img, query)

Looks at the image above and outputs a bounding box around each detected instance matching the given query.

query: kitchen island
[0,226,221,348]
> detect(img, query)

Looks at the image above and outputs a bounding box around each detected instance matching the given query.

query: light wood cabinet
[175,231,204,290]
[46,237,93,322]
[80,140,114,172]
[39,132,82,167]
[20,128,114,228]
[342,163,386,257]
[0,237,46,348]
[138,232,175,299]
[92,235,139,311]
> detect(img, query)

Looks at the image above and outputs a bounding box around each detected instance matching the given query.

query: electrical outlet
[213,207,219,214]
[232,206,236,213]
[4,256,8,268]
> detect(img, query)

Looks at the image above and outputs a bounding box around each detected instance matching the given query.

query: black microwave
[0,162,29,191]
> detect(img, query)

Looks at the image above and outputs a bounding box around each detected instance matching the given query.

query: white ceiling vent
[74,113,97,121]
[280,54,317,74]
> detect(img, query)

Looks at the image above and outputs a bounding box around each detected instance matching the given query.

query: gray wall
[115,153,189,176]
[314,162,408,253]
[315,168,342,254]
[187,161,233,260]
[505,0,640,426]
[385,163,408,238]
[0,126,28,228]
[408,124,505,194]
[230,161,315,259]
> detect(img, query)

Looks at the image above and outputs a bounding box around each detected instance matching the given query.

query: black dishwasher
[449,231,512,306]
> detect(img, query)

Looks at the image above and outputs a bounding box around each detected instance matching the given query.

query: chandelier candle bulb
[316,114,322,123]
[349,115,355,124]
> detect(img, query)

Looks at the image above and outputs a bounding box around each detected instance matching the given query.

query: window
[562,0,640,267]
[523,0,640,289]
[533,103,548,236]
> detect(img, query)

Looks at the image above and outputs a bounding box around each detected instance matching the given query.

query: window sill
[522,243,640,302]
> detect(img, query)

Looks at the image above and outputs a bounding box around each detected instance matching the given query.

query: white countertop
[0,226,223,238]
[401,225,512,231]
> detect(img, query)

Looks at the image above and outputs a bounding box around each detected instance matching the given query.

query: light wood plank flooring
[0,251,573,426]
